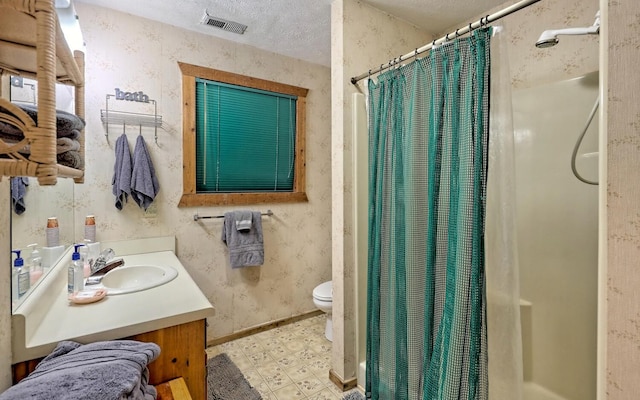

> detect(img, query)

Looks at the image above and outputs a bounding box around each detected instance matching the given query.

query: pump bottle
[11,250,29,302]
[11,250,21,304]
[67,244,85,295]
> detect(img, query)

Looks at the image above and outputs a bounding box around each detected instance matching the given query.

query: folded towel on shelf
[57,137,81,153]
[131,135,160,211]
[112,133,132,210]
[57,150,84,169]
[234,210,253,231]
[222,210,264,268]
[0,340,160,400]
[10,176,28,215]
[0,103,85,138]
[0,136,80,155]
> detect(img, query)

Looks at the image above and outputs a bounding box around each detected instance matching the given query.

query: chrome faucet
[89,248,116,275]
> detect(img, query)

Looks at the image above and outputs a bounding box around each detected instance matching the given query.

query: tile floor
[206,315,363,400]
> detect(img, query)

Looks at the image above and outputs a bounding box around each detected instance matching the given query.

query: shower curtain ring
[445,33,450,41]
[415,48,418,57]
[469,23,473,32]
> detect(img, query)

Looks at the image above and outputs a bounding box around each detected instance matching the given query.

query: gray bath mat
[343,390,366,400]
[207,353,262,400]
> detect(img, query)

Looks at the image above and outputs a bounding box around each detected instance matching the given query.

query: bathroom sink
[98,265,178,295]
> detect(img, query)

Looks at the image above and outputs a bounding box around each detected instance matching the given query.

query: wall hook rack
[100,94,162,145]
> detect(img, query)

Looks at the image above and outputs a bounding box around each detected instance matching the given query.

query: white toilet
[312,281,333,342]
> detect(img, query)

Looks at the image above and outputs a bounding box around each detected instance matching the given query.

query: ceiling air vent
[200,11,247,35]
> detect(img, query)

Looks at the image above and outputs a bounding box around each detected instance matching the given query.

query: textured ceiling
[75,0,509,66]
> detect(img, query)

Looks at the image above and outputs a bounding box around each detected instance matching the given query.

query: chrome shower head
[535,31,560,48]
[535,11,600,48]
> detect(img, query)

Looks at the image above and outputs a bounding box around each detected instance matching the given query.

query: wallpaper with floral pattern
[606,1,640,397]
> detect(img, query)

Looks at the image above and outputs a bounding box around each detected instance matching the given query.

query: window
[178,62,308,206]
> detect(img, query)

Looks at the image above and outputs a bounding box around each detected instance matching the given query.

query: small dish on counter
[68,289,107,305]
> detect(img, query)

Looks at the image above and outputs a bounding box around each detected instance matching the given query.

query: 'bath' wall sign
[114,88,150,103]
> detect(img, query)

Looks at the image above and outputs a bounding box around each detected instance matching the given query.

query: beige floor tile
[226,353,254,371]
[295,375,326,396]
[273,383,307,400]
[242,368,265,387]
[284,363,315,382]
[247,349,275,366]
[308,387,342,400]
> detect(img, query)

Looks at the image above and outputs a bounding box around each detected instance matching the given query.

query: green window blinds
[195,78,297,192]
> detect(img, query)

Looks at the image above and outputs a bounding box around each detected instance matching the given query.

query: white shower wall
[513,71,599,400]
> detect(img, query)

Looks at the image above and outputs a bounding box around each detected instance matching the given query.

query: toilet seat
[313,281,332,302]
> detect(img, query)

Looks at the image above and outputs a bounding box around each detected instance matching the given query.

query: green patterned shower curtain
[366,28,491,400]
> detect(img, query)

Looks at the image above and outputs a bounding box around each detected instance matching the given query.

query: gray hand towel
[112,133,132,210]
[131,135,160,211]
[10,176,28,215]
[235,210,253,231]
[0,340,160,400]
[222,211,264,268]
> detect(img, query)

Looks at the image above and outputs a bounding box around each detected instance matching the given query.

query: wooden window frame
[178,62,308,207]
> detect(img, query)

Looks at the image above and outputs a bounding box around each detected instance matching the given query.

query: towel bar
[193,210,273,221]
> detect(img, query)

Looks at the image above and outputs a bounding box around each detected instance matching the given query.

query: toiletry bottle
[46,217,59,247]
[12,250,29,299]
[27,243,43,285]
[67,244,85,295]
[84,215,96,243]
[11,250,22,304]
[80,240,91,278]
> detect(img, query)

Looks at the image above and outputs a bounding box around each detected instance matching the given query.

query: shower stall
[352,70,599,400]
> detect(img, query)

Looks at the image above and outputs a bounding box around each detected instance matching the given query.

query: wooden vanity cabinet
[127,319,207,400]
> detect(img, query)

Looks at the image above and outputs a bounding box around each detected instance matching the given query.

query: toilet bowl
[313,281,333,342]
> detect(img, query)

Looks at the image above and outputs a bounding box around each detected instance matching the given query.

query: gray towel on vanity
[0,340,160,400]
[222,210,264,268]
[131,135,160,211]
[112,133,132,210]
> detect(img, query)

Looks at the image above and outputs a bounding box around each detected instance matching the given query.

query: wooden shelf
[0,0,85,185]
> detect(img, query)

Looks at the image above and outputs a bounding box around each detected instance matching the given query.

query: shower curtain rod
[350,0,542,84]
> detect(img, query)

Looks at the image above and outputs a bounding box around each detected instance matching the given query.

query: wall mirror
[9,77,76,312]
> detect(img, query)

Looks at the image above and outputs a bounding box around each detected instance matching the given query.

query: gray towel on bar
[10,176,28,215]
[0,340,160,400]
[235,210,253,231]
[112,133,132,210]
[222,211,264,268]
[131,135,160,211]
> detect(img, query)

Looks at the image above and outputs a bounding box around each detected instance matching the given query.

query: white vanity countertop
[12,240,214,364]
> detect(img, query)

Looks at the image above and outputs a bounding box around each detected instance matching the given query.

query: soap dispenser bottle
[67,244,85,295]
[11,250,29,301]
[27,243,43,285]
